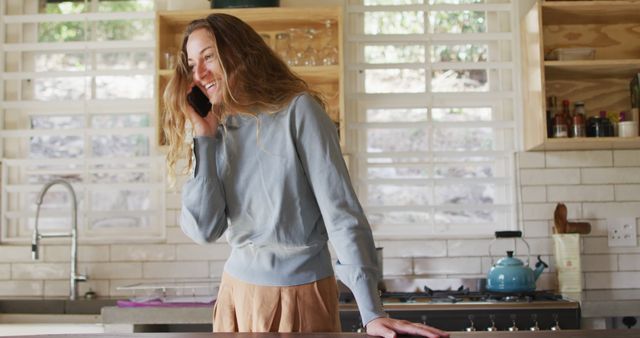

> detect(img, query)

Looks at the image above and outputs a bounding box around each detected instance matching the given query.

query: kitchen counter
[9,287,635,333]
[579,289,640,318]
[3,329,639,338]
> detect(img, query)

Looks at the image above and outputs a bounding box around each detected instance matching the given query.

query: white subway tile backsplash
[0,264,10,279]
[166,210,178,227]
[110,244,176,262]
[585,272,640,289]
[82,262,142,279]
[414,257,482,275]
[546,151,612,168]
[166,192,182,209]
[535,272,558,291]
[614,184,640,201]
[44,280,70,297]
[376,240,447,258]
[481,257,492,275]
[143,262,209,278]
[585,220,609,237]
[583,236,640,254]
[523,221,552,238]
[521,186,546,203]
[613,150,640,167]
[581,168,640,184]
[382,258,413,276]
[12,263,69,279]
[520,169,581,186]
[0,281,42,296]
[44,245,109,262]
[582,203,640,219]
[582,254,617,272]
[209,261,226,279]
[0,246,34,263]
[176,244,231,261]
[166,227,194,244]
[516,237,554,256]
[547,185,614,202]
[618,254,640,271]
[447,239,492,256]
[518,152,545,168]
[522,203,581,221]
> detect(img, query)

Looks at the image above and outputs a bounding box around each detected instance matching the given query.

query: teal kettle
[486,231,548,293]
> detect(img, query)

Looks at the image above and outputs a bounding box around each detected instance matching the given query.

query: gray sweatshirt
[180,92,385,326]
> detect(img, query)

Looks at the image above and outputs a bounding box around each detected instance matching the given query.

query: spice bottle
[572,101,586,137]
[546,96,558,138]
[561,100,573,137]
[595,111,614,137]
[554,114,568,138]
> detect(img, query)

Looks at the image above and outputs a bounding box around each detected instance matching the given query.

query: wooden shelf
[531,137,640,151]
[158,66,339,82]
[521,1,640,151]
[542,1,640,25]
[544,59,640,80]
[155,7,343,147]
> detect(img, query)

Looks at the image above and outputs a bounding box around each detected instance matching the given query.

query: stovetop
[339,279,579,310]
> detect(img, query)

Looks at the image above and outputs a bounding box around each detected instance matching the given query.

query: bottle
[572,101,586,137]
[554,114,568,138]
[546,96,558,138]
[561,99,573,137]
[596,111,613,137]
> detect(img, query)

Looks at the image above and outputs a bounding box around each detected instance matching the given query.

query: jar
[619,121,638,137]
[572,101,586,137]
[553,114,568,138]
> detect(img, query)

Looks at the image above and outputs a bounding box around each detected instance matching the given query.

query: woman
[163,13,448,338]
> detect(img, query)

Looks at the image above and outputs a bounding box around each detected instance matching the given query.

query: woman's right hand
[186,86,219,138]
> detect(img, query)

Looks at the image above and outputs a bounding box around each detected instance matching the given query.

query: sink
[0,298,119,315]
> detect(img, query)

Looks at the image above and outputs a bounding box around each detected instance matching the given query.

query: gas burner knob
[530,314,540,331]
[466,315,476,332]
[550,313,561,331]
[487,315,498,331]
[508,314,519,331]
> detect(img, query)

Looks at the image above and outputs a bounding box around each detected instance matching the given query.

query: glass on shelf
[302,28,318,67]
[320,19,338,66]
[288,28,306,66]
[162,49,176,70]
[275,32,295,66]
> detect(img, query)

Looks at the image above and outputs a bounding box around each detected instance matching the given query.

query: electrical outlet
[607,218,638,247]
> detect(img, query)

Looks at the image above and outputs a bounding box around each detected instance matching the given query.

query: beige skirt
[213,272,342,333]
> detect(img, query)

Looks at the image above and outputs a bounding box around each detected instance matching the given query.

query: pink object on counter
[117,299,213,308]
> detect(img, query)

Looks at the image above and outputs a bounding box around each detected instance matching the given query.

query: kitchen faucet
[31,179,87,300]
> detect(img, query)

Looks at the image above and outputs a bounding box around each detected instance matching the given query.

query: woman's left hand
[366,317,450,338]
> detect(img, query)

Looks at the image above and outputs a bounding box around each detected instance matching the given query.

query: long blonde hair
[163,13,325,185]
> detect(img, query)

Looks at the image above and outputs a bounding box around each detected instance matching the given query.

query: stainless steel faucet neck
[31,179,87,300]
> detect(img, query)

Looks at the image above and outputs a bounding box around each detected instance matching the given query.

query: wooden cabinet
[155,7,343,146]
[521,0,640,151]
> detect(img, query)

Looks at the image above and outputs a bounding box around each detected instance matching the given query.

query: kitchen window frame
[344,0,522,239]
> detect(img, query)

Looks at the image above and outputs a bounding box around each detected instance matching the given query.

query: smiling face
[186,28,224,105]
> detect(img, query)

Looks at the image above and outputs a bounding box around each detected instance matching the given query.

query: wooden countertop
[4,329,639,338]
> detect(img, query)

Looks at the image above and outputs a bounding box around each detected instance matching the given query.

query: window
[345,0,518,237]
[0,0,164,242]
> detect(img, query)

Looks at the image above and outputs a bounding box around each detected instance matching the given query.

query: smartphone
[187,86,212,117]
